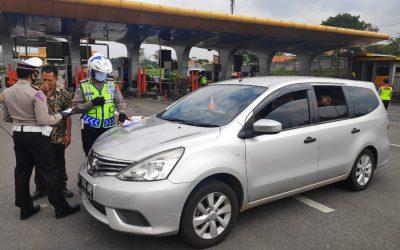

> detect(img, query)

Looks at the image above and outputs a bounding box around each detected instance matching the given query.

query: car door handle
[304,137,317,144]
[351,128,361,134]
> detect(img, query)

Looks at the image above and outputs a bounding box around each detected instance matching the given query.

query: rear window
[348,87,379,117]
[314,86,348,122]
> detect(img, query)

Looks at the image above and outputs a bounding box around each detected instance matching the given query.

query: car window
[158,85,265,127]
[348,87,379,117]
[255,90,310,129]
[314,86,348,122]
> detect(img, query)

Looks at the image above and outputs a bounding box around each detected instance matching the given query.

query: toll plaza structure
[353,53,400,97]
[0,0,390,90]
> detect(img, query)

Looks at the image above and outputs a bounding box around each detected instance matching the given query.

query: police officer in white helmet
[72,53,128,156]
[0,57,80,220]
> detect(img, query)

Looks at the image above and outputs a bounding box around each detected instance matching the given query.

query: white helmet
[88,53,112,74]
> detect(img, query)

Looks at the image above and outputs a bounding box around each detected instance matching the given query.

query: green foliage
[271,68,299,76]
[321,13,379,32]
[0,66,6,74]
[146,68,164,78]
[366,36,400,56]
[167,70,182,83]
[238,51,258,65]
[197,59,209,65]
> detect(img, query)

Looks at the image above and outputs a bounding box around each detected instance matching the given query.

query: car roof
[214,76,374,89]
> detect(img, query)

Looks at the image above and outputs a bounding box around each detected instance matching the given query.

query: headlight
[116,147,185,181]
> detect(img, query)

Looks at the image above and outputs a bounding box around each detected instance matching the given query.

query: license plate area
[78,174,94,199]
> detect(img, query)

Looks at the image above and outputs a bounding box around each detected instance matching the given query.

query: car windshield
[158,84,266,127]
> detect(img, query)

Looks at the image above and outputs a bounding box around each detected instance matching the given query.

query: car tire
[346,149,375,191]
[179,180,239,249]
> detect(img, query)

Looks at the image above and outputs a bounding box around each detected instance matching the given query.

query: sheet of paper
[63,108,73,114]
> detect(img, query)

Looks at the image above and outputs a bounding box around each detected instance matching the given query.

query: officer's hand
[118,113,129,125]
[60,111,70,120]
[92,97,105,106]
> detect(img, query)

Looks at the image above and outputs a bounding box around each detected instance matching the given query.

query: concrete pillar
[0,14,13,66]
[297,52,315,76]
[219,48,237,80]
[172,45,191,76]
[68,35,81,76]
[256,50,276,76]
[126,42,141,88]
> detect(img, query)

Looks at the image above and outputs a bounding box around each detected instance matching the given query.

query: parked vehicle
[78,76,390,248]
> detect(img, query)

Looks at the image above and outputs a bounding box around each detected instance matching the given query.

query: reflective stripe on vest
[380,86,393,101]
[80,79,116,128]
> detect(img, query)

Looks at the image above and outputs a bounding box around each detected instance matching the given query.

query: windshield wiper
[162,117,218,127]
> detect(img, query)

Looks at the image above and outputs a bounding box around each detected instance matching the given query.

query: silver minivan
[78,76,390,248]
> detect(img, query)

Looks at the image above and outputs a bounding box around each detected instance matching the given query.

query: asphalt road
[0,98,399,250]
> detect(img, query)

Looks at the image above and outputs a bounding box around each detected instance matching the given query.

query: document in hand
[122,116,144,127]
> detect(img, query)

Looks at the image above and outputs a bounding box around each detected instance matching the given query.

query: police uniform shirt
[0,79,62,126]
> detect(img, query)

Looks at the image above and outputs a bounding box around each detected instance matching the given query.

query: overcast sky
[95,0,399,59]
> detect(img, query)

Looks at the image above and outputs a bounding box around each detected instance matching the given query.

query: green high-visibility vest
[380,85,393,101]
[200,76,207,85]
[80,79,116,128]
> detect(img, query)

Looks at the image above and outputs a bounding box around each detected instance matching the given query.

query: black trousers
[383,100,390,110]
[13,132,69,212]
[81,124,111,156]
[34,143,68,192]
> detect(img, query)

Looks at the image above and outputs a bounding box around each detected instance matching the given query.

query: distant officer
[379,78,393,110]
[0,58,80,220]
[72,53,128,156]
[200,73,207,87]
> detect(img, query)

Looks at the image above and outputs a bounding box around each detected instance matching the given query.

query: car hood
[92,116,221,161]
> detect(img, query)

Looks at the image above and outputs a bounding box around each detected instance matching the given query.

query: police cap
[14,57,43,71]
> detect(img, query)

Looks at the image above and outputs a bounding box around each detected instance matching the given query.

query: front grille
[87,151,134,177]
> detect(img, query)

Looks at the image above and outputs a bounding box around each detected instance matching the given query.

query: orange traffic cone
[208,96,215,111]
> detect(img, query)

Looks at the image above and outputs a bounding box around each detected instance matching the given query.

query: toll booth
[204,64,219,82]
[353,53,400,101]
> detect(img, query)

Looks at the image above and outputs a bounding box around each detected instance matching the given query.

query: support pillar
[219,48,237,80]
[172,45,191,76]
[255,50,276,76]
[0,14,13,66]
[297,52,315,76]
[126,42,141,89]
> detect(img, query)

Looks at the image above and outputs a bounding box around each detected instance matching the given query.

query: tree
[321,13,380,78]
[321,13,378,32]
[366,36,400,56]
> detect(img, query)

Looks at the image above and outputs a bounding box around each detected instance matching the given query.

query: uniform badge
[35,92,45,101]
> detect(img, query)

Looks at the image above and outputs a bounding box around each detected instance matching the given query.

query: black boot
[55,204,81,219]
[20,205,41,220]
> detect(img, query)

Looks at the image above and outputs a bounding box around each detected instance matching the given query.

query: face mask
[94,72,107,82]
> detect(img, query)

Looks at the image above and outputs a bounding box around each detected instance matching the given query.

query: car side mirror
[253,119,282,134]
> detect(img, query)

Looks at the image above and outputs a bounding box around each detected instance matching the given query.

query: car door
[311,84,355,181]
[244,84,319,202]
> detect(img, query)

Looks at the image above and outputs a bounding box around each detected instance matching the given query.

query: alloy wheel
[356,154,373,186]
[192,192,232,239]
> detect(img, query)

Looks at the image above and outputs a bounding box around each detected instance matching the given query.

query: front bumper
[79,165,191,236]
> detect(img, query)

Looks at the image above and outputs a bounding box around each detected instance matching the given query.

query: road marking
[391,144,400,148]
[293,195,335,213]
[389,123,400,126]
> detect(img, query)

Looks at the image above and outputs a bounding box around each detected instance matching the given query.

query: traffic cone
[208,96,215,111]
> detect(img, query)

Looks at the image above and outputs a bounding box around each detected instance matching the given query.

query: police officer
[379,78,393,110]
[72,53,128,156]
[0,58,80,220]
[199,73,207,87]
